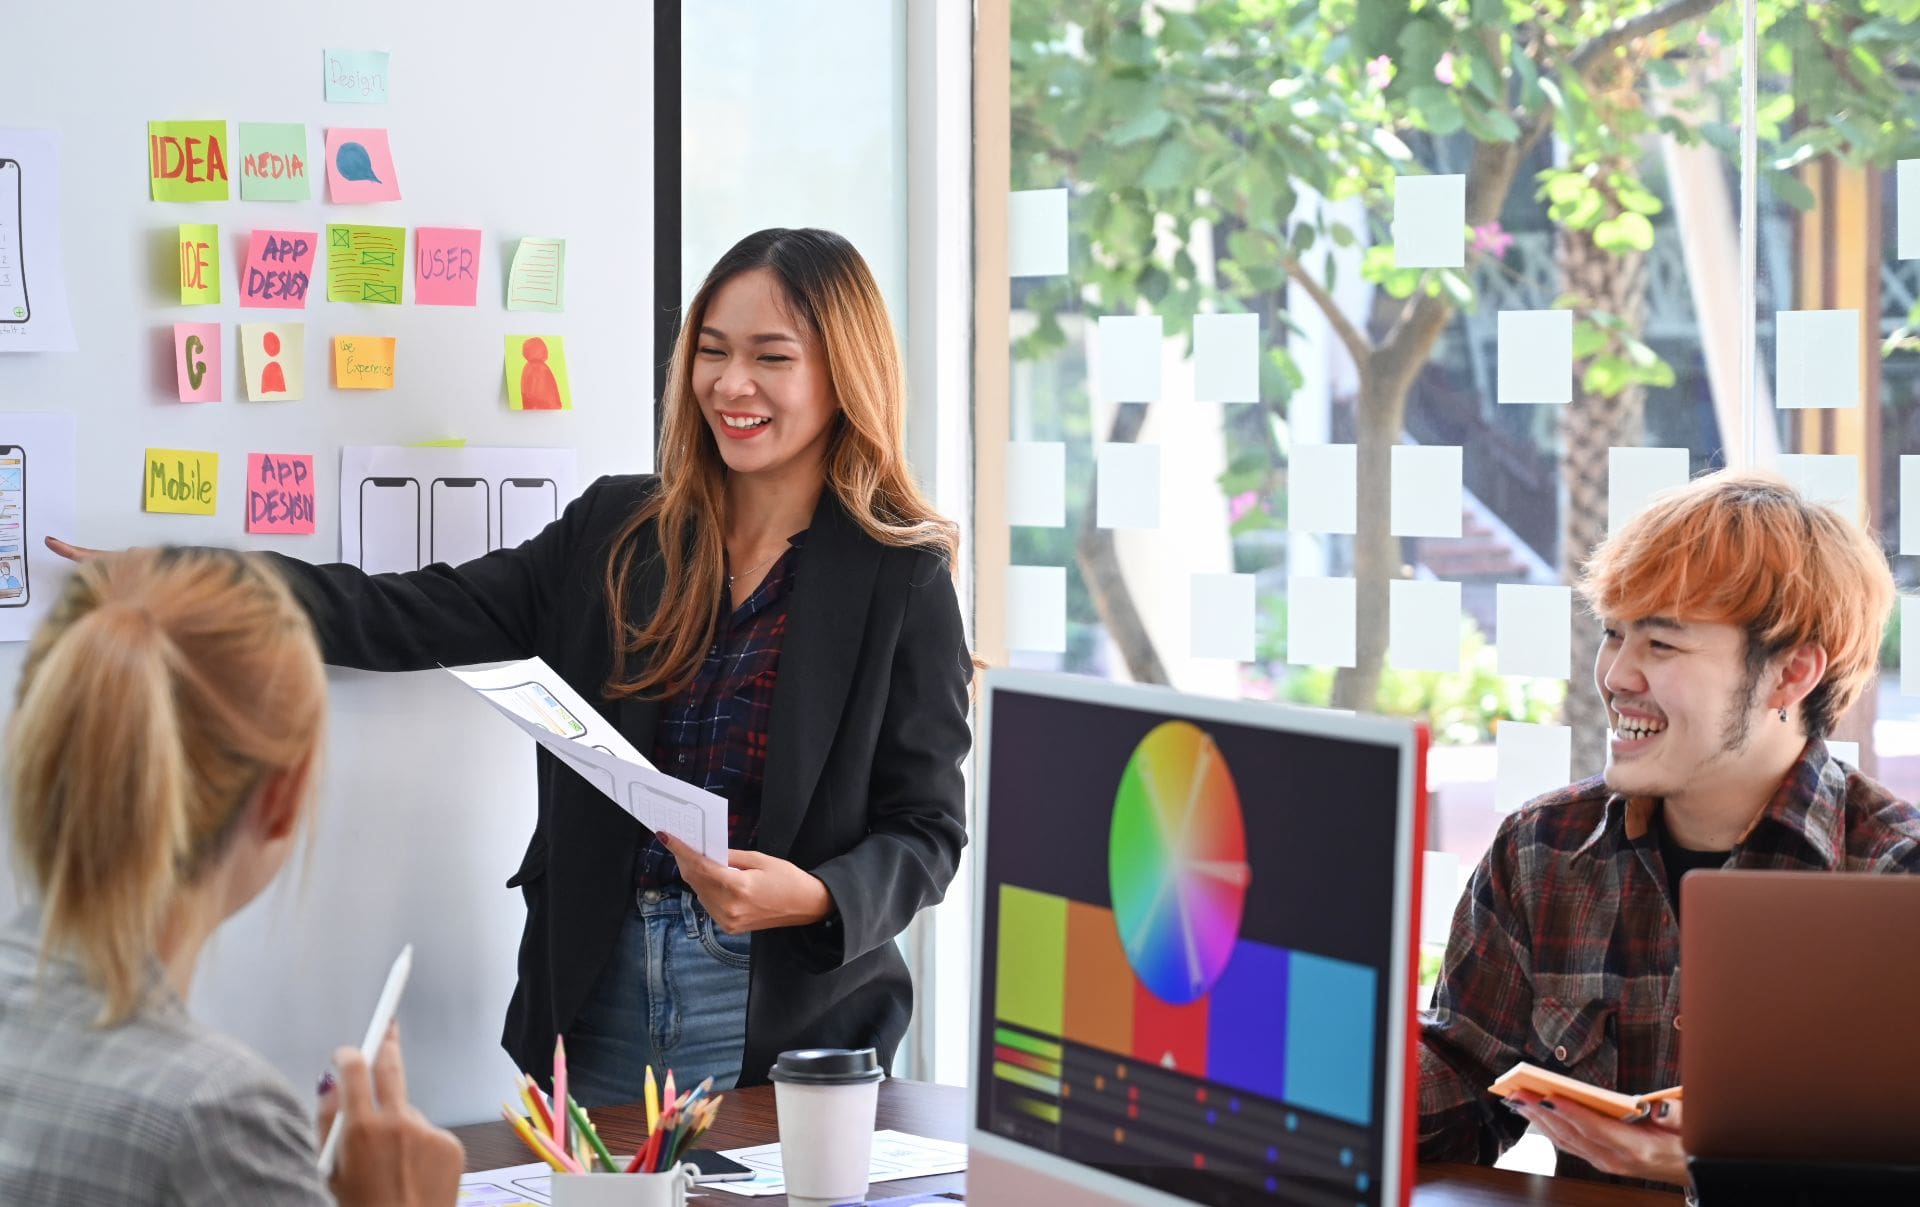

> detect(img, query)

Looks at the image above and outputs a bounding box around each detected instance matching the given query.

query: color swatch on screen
[1108,721,1251,1004]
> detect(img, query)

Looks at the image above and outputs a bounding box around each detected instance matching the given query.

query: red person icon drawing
[518,337,563,410]
[259,330,287,395]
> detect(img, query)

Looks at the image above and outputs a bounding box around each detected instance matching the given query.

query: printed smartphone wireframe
[0,160,27,324]
[429,477,491,566]
[498,477,558,550]
[358,477,421,574]
[0,446,26,606]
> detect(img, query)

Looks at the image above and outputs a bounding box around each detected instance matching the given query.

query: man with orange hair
[1417,471,1920,1190]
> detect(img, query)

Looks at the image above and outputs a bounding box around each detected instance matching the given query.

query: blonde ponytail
[6,549,325,1023]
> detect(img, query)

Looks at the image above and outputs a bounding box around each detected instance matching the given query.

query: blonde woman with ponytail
[0,548,462,1205]
[51,228,973,1108]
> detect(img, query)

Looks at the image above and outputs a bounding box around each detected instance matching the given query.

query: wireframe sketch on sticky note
[506,237,565,311]
[327,224,405,304]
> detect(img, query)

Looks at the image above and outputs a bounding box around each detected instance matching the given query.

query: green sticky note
[148,121,230,202]
[238,122,311,201]
[506,236,565,312]
[325,224,406,304]
[178,223,220,305]
[409,438,468,447]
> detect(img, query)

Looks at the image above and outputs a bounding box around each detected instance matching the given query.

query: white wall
[0,0,652,1124]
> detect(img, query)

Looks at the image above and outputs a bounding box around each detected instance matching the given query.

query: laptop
[1681,870,1920,1163]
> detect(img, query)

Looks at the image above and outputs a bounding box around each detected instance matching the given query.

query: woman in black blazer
[51,229,972,1105]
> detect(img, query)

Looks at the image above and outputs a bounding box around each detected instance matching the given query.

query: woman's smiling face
[690,267,838,481]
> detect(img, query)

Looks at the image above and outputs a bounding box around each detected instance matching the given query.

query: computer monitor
[968,670,1428,1207]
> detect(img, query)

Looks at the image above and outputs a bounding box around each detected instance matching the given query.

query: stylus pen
[316,945,414,1179]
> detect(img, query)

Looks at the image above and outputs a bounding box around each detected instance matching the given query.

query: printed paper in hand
[707,1130,969,1197]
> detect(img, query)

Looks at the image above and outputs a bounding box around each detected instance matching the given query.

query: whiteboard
[0,0,653,1124]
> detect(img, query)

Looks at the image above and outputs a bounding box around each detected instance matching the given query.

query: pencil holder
[548,1164,696,1207]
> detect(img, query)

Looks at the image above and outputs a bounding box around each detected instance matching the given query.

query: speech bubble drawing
[335,140,381,184]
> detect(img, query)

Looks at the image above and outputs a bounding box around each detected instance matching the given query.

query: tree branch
[1282,255,1373,369]
[1568,0,1721,76]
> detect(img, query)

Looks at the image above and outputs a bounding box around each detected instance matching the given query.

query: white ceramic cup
[769,1048,885,1207]
[548,1164,696,1207]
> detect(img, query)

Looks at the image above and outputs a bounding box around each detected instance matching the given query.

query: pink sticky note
[324,128,401,204]
[246,453,316,535]
[241,230,317,309]
[414,227,482,306]
[173,322,222,402]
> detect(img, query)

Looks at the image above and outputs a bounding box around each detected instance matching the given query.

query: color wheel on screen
[1108,720,1252,1004]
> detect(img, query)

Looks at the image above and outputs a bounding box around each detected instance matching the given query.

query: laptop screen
[973,673,1419,1206]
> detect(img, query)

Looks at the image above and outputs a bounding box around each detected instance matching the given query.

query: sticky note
[334,336,397,390]
[324,129,401,204]
[1496,722,1571,812]
[415,227,483,307]
[148,120,230,202]
[1778,453,1859,514]
[1902,598,1920,696]
[1389,579,1461,672]
[1899,161,1918,261]
[1901,457,1920,555]
[1828,740,1861,766]
[144,449,218,515]
[1287,576,1356,667]
[178,224,220,305]
[324,49,390,104]
[1390,445,1463,538]
[1290,443,1357,534]
[1608,447,1690,531]
[172,323,221,403]
[505,336,572,410]
[237,122,310,201]
[1097,315,1162,403]
[1775,309,1860,409]
[1193,313,1259,403]
[327,225,405,304]
[1497,310,1574,405]
[1096,442,1160,529]
[1008,188,1068,277]
[1496,584,1572,680]
[1190,573,1255,661]
[1007,441,1065,528]
[507,237,566,312]
[1392,174,1464,268]
[1008,565,1067,653]
[1421,851,1462,946]
[240,322,305,401]
[246,454,316,535]
[240,230,317,310]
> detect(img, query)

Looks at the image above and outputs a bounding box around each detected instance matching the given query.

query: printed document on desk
[708,1130,968,1197]
[458,1160,551,1205]
[449,656,728,858]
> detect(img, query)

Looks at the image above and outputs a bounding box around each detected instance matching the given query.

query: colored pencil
[502,1104,576,1173]
[661,1069,676,1123]
[552,1036,570,1156]
[644,1065,660,1134]
[567,1095,620,1173]
[516,1079,550,1140]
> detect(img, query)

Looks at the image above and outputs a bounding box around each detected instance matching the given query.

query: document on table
[458,1161,551,1205]
[447,656,729,858]
[707,1130,968,1197]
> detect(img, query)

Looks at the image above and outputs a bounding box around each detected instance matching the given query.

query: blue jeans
[565,888,751,1108]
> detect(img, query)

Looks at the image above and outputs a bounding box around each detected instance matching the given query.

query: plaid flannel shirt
[637,535,802,890]
[1418,739,1920,1189]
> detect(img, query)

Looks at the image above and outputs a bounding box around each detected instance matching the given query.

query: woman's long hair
[604,228,959,699]
[7,548,325,1023]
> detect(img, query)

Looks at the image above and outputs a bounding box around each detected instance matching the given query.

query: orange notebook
[1489,1062,1683,1122]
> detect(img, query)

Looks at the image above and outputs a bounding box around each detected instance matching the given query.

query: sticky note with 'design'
[334,336,396,389]
[246,453,316,535]
[145,449,218,515]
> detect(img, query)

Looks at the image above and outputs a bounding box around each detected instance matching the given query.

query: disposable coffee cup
[769,1047,885,1206]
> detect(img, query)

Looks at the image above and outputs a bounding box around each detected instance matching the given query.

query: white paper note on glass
[1392,174,1465,269]
[1290,443,1357,534]
[1777,453,1858,514]
[1496,584,1572,680]
[1608,447,1690,532]
[1904,597,1920,697]
[1497,310,1574,405]
[0,412,77,643]
[338,445,577,574]
[1008,565,1067,653]
[1898,160,1918,261]
[1391,445,1463,538]
[1194,312,1259,403]
[1007,441,1065,528]
[1287,576,1356,667]
[1421,851,1462,947]
[1009,188,1069,277]
[1496,722,1571,813]
[447,657,729,858]
[1775,309,1860,409]
[1902,457,1920,555]
[0,129,77,352]
[1190,573,1255,661]
[1097,442,1161,529]
[1389,579,1461,672]
[1827,740,1860,767]
[1097,315,1163,403]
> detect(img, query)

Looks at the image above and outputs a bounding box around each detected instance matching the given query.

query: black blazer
[270,474,971,1087]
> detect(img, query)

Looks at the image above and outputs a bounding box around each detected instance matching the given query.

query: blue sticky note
[324,49,390,104]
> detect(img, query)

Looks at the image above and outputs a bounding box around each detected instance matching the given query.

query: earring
[1779,707,1789,723]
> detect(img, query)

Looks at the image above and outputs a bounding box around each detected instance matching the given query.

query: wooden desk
[455,1079,1679,1205]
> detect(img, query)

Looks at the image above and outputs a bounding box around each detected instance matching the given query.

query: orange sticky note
[333,335,395,389]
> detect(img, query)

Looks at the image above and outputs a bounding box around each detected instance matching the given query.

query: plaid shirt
[1418,739,1920,1188]
[636,535,802,891]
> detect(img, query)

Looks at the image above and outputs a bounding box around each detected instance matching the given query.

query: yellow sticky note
[334,335,396,389]
[409,438,468,447]
[144,449,218,515]
[178,223,220,304]
[504,335,572,410]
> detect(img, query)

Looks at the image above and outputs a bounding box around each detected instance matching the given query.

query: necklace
[727,547,783,585]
